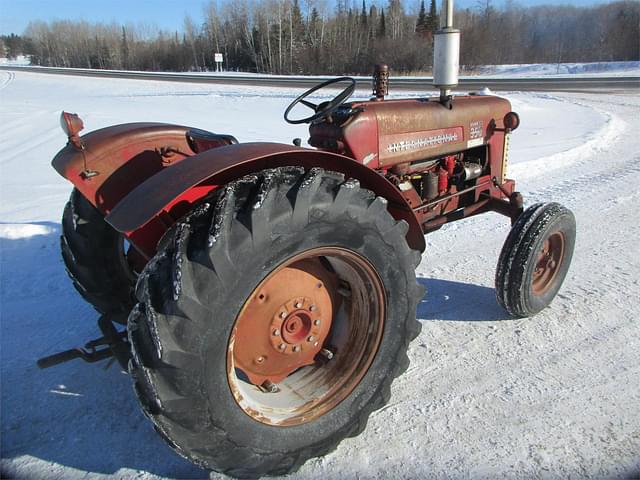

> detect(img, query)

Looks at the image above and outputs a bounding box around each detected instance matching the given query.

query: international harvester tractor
[40,1,575,477]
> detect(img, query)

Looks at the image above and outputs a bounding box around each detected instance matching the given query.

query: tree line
[2,0,638,75]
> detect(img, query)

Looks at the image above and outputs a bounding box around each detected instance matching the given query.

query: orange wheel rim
[227,247,385,426]
[532,232,565,296]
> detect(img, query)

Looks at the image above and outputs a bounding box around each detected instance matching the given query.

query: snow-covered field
[474,61,640,77]
[1,71,638,479]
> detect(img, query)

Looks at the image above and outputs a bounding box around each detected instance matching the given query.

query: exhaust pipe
[433,0,460,104]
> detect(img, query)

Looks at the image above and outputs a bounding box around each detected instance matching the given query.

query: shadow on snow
[0,222,206,479]
[0,222,508,478]
[417,276,509,323]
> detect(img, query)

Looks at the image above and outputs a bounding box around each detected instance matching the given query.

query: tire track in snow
[526,153,640,206]
[508,94,625,181]
[0,71,15,90]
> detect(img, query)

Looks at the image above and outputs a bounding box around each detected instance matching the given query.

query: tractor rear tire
[495,202,575,317]
[61,189,136,322]
[127,167,424,478]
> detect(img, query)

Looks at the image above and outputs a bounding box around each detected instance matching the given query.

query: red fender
[106,142,426,254]
[52,123,199,213]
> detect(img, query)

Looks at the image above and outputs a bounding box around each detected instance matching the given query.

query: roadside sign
[214,53,223,72]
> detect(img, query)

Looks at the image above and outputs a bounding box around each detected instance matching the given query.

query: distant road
[1,65,638,93]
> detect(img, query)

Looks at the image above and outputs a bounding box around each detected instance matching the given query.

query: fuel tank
[309,95,512,169]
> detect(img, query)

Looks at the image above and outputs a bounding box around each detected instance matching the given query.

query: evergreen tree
[308,7,320,45]
[416,0,427,36]
[378,9,386,38]
[427,0,439,34]
[361,0,368,27]
[291,0,305,42]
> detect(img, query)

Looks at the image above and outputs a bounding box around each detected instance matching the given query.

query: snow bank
[474,61,640,77]
[0,55,31,66]
[0,223,56,239]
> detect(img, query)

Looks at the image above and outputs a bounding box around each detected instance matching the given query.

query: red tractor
[41,4,575,478]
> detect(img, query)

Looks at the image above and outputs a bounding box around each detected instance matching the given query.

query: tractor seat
[187,128,238,154]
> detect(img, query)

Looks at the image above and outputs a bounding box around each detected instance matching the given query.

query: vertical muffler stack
[433,0,460,104]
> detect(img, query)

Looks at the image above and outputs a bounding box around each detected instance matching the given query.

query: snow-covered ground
[0,71,638,479]
[0,55,31,66]
[3,60,639,80]
[473,61,640,77]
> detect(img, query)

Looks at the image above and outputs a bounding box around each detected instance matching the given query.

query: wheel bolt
[260,380,279,393]
[314,319,321,326]
[273,329,280,336]
[320,348,334,360]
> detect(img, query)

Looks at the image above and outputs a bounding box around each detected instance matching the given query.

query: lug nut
[279,311,287,319]
[256,356,265,363]
[260,380,279,393]
[273,329,280,336]
[307,336,315,343]
[292,345,300,352]
[314,319,321,326]
[295,302,302,309]
[309,305,317,312]
[320,348,334,360]
[278,343,286,350]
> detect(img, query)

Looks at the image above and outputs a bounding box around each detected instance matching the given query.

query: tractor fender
[52,123,199,213]
[106,142,426,253]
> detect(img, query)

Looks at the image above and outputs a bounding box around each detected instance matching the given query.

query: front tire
[495,202,576,317]
[128,167,423,478]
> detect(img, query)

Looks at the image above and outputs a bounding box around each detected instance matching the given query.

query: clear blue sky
[0,0,610,35]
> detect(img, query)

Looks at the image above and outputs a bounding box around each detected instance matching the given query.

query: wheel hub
[270,297,328,354]
[232,260,335,386]
[227,247,385,426]
[532,232,565,296]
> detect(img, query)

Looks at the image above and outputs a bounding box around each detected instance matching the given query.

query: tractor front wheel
[495,202,576,317]
[128,167,423,478]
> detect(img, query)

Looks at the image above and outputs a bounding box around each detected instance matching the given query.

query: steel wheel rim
[532,231,565,296]
[227,247,386,426]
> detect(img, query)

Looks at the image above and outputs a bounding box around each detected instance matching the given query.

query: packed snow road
[1,71,638,479]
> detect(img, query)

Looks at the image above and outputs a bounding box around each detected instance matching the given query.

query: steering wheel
[284,77,356,125]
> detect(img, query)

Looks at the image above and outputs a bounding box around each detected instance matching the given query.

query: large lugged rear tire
[496,202,576,317]
[128,167,424,478]
[61,189,136,321]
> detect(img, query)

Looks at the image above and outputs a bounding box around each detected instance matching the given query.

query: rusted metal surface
[52,123,197,213]
[226,247,385,426]
[60,111,85,149]
[311,96,511,170]
[372,64,389,100]
[105,142,426,253]
[233,259,336,386]
[533,232,566,296]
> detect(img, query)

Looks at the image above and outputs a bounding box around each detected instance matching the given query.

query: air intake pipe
[433,0,460,105]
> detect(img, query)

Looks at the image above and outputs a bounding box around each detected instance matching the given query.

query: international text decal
[387,132,459,153]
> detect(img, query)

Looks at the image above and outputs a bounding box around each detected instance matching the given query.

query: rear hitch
[37,313,131,370]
